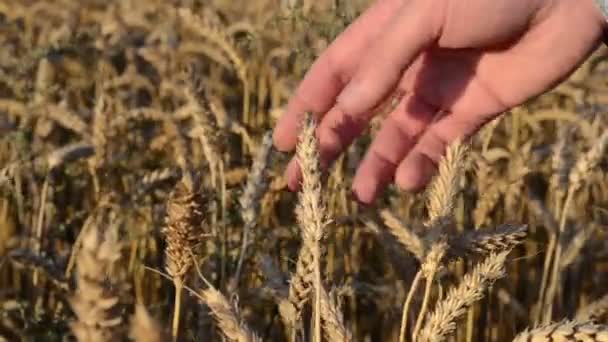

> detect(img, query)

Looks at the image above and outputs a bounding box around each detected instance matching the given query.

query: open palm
[273,0,605,203]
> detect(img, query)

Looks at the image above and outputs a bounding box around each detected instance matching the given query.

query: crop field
[0,1,608,341]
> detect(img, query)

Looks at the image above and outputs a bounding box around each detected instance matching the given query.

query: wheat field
[1,1,608,341]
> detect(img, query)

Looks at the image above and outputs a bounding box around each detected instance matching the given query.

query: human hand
[273,0,606,204]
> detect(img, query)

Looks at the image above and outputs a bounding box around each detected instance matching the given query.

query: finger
[351,93,439,203]
[336,0,443,118]
[395,111,492,191]
[272,0,403,151]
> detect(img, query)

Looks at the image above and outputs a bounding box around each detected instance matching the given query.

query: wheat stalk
[412,240,448,341]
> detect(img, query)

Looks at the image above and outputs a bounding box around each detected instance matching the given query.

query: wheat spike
[42,102,89,137]
[129,304,166,342]
[418,251,510,342]
[177,8,247,84]
[232,131,274,288]
[162,178,206,280]
[569,131,608,191]
[91,93,108,172]
[473,181,505,227]
[281,232,315,328]
[320,286,352,342]
[201,287,262,342]
[561,224,598,270]
[550,125,573,191]
[162,117,192,190]
[295,113,329,342]
[295,114,329,244]
[448,224,528,259]
[379,209,425,261]
[69,225,124,342]
[513,320,608,341]
[239,132,273,226]
[425,140,468,225]
[47,141,95,170]
[577,294,608,322]
[162,177,207,340]
[182,78,224,186]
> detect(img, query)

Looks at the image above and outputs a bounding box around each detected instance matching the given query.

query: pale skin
[272,0,607,204]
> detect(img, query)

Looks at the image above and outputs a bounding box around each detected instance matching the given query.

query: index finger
[272,0,403,152]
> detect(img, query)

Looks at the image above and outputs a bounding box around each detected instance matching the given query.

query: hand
[273,0,606,204]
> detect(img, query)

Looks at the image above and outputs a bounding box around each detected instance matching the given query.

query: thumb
[336,0,444,117]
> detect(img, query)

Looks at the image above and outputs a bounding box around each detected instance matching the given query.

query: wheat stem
[543,186,574,323]
[32,173,49,286]
[400,270,422,342]
[171,279,183,342]
[413,270,436,341]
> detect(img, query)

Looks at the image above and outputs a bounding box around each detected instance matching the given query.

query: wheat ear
[129,304,166,342]
[544,131,608,323]
[417,251,510,342]
[233,132,273,288]
[69,225,124,341]
[295,113,329,342]
[425,140,468,225]
[380,209,425,261]
[162,178,206,341]
[513,320,608,341]
[409,141,467,341]
[319,286,352,342]
[448,224,528,259]
[577,294,608,322]
[201,287,262,342]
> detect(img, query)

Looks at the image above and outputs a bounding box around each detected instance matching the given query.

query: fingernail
[286,159,301,191]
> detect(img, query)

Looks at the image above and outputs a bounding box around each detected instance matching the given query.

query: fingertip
[350,160,392,206]
[273,115,299,152]
[351,171,382,205]
[272,128,292,152]
[395,152,437,192]
[285,158,301,191]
